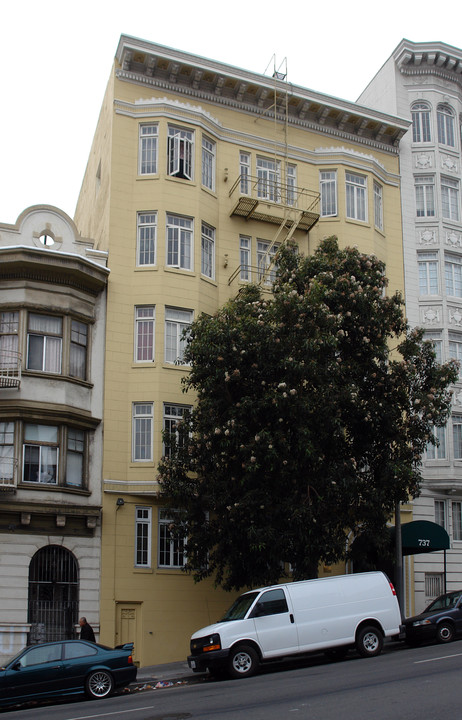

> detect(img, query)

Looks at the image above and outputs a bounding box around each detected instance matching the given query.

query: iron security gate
[28,545,79,644]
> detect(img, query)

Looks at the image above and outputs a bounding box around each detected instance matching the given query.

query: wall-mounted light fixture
[116,497,125,507]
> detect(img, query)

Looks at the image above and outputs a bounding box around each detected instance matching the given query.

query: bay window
[27,314,62,373]
[346,172,367,221]
[168,126,194,180]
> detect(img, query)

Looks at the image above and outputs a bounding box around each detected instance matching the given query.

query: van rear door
[250,588,299,658]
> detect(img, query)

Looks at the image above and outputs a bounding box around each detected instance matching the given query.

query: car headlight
[412,619,432,627]
[203,633,221,652]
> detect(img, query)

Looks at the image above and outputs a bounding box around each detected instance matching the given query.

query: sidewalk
[132,660,207,689]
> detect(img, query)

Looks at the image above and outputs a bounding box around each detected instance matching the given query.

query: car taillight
[389,582,397,596]
[128,655,133,664]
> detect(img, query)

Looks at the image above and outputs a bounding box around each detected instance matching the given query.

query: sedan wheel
[85,669,114,699]
[436,622,455,644]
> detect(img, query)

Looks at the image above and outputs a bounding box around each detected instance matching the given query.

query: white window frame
[437,104,455,148]
[132,402,153,462]
[373,182,383,230]
[168,126,194,180]
[257,240,279,284]
[453,501,462,540]
[164,307,193,365]
[445,253,462,297]
[240,152,251,194]
[23,424,59,484]
[441,176,460,222]
[415,176,435,218]
[139,124,158,175]
[158,508,186,568]
[411,102,431,143]
[134,306,155,363]
[346,172,367,222]
[286,164,297,206]
[201,222,215,279]
[240,235,251,281]
[26,314,62,374]
[418,252,439,295]
[135,506,152,568]
[453,416,462,461]
[163,403,191,457]
[166,214,193,271]
[201,136,216,191]
[426,425,446,460]
[257,157,281,202]
[137,212,157,267]
[320,171,337,217]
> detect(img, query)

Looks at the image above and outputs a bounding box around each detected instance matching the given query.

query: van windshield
[219,592,259,621]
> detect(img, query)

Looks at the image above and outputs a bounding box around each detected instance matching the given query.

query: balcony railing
[0,458,17,491]
[229,175,320,232]
[0,350,21,389]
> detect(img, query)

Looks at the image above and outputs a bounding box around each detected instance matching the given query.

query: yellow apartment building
[74,35,410,665]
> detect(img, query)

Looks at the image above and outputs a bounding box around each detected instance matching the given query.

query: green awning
[399,520,450,555]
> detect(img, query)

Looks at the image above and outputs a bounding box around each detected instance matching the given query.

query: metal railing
[0,457,17,490]
[0,350,21,388]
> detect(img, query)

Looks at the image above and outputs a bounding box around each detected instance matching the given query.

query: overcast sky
[2,0,461,224]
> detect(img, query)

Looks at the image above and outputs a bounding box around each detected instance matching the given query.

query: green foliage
[158,237,457,591]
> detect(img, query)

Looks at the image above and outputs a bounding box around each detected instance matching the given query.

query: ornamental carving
[449,308,462,327]
[419,228,437,245]
[421,307,440,325]
[446,230,462,248]
[454,391,462,408]
[415,153,432,169]
[441,155,458,172]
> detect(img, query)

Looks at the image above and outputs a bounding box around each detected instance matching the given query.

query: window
[135,507,152,567]
[23,424,58,484]
[425,332,442,363]
[132,403,153,462]
[137,213,157,266]
[418,252,439,295]
[158,509,185,567]
[449,332,462,378]
[168,126,194,180]
[286,165,297,206]
[441,177,460,222]
[257,241,279,284]
[166,214,193,270]
[435,500,447,528]
[66,429,85,486]
[240,235,251,281]
[426,425,446,460]
[373,182,383,230]
[0,311,19,364]
[0,421,14,484]
[139,125,158,175]
[415,176,435,217]
[27,314,62,373]
[346,172,367,221]
[240,152,250,194]
[445,254,462,297]
[320,171,337,217]
[412,102,431,143]
[163,403,191,457]
[165,308,193,365]
[453,416,462,460]
[202,137,216,191]
[135,306,155,362]
[70,321,87,380]
[437,105,455,147]
[252,589,288,617]
[257,157,281,202]
[201,223,215,279]
[425,573,444,599]
[453,501,462,540]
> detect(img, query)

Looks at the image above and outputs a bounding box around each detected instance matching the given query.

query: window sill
[136,174,159,181]
[201,186,217,199]
[164,266,196,277]
[132,362,157,368]
[162,363,191,372]
[345,218,370,228]
[319,216,340,222]
[18,482,90,495]
[135,265,158,272]
[200,274,217,286]
[165,175,197,187]
[133,567,154,574]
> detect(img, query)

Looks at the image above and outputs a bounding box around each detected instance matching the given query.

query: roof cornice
[394,39,462,87]
[115,35,409,150]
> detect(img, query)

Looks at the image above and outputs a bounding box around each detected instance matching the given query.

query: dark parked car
[0,639,137,707]
[403,590,462,646]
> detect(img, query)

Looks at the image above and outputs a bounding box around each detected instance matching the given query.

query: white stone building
[0,206,108,659]
[359,40,462,613]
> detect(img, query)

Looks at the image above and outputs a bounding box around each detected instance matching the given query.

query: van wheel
[356,626,383,658]
[228,645,259,679]
[436,622,455,643]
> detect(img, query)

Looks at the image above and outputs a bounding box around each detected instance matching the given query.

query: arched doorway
[28,545,79,644]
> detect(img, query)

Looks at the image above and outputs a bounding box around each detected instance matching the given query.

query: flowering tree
[158,237,457,591]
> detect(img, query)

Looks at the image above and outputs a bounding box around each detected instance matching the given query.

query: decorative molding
[419,228,438,245]
[449,307,462,326]
[441,154,459,173]
[415,152,433,169]
[446,230,462,248]
[421,306,441,325]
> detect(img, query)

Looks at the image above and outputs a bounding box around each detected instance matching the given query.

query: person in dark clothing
[79,617,96,642]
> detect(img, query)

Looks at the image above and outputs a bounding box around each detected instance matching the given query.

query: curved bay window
[22,423,87,488]
[411,102,431,143]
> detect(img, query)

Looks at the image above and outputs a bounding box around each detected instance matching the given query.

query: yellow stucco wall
[75,49,406,666]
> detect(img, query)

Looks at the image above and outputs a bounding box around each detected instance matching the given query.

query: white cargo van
[188,571,402,678]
